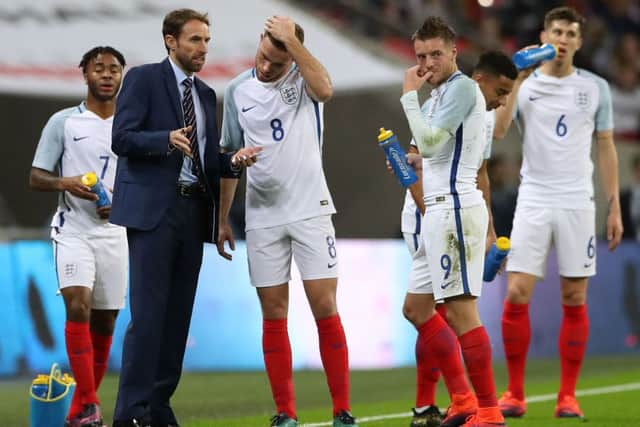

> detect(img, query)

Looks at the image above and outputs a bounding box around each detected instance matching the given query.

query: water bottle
[512,44,557,70]
[31,374,49,399]
[81,172,111,208]
[378,127,418,187]
[483,237,510,282]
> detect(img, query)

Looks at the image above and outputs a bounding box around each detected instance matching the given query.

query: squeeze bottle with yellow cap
[512,44,557,70]
[378,127,418,187]
[81,172,111,208]
[483,237,511,282]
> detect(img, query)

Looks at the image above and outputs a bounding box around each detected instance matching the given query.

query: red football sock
[435,304,447,322]
[459,326,498,408]
[91,331,113,390]
[501,301,530,400]
[415,325,440,407]
[558,304,589,399]
[65,321,97,410]
[263,318,295,419]
[417,313,470,397]
[317,314,350,416]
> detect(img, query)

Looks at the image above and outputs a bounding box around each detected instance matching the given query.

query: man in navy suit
[110,8,259,427]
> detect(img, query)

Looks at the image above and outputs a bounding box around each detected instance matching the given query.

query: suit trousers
[114,192,207,424]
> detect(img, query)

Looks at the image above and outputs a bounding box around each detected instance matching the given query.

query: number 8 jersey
[515,68,613,209]
[220,65,336,231]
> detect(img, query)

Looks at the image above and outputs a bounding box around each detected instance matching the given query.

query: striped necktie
[181,77,203,178]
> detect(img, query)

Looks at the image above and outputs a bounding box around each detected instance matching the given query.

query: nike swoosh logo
[584,262,593,268]
[241,105,256,113]
[328,262,337,269]
[440,280,455,290]
[528,95,543,101]
[73,136,89,141]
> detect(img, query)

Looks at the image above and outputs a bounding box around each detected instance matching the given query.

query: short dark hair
[412,16,456,43]
[544,6,586,33]
[474,50,517,81]
[265,24,305,52]
[162,8,209,54]
[78,46,126,74]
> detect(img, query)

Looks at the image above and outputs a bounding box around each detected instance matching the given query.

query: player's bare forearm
[29,167,96,201]
[288,41,333,102]
[596,130,623,249]
[219,178,239,225]
[29,167,64,192]
[478,160,497,250]
[596,131,621,210]
[494,83,519,139]
[406,146,425,214]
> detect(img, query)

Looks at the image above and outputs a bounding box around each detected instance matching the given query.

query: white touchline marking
[301,382,640,427]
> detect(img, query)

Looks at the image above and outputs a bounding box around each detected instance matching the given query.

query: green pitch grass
[2,354,639,427]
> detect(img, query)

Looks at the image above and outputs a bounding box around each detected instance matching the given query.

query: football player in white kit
[495,7,623,420]
[29,47,127,427]
[400,51,517,427]
[219,16,357,427]
[401,17,512,427]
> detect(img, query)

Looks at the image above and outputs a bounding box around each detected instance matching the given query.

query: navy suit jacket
[111,58,238,243]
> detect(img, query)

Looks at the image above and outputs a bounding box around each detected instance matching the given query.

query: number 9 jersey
[515,68,613,210]
[220,65,336,231]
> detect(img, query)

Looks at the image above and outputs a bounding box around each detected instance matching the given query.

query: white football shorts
[53,227,128,310]
[246,215,339,287]
[507,206,596,279]
[423,203,488,300]
[403,230,434,295]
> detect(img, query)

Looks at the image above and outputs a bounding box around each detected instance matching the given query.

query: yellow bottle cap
[377,127,394,142]
[81,172,97,186]
[33,374,49,385]
[62,373,76,384]
[496,236,511,251]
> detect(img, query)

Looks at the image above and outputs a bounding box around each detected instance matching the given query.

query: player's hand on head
[62,176,98,201]
[403,65,430,94]
[265,15,296,45]
[232,147,262,168]
[216,222,235,261]
[96,205,111,219]
[169,126,193,158]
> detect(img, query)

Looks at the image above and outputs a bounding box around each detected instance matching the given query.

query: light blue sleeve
[594,77,613,131]
[220,72,251,151]
[32,107,75,172]
[431,77,476,134]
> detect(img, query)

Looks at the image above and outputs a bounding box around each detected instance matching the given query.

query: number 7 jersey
[220,65,336,231]
[515,68,613,209]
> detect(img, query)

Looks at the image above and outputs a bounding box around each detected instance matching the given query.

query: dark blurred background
[1,0,639,242]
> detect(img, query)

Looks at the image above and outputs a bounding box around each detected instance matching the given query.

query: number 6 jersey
[220,65,336,231]
[515,68,613,210]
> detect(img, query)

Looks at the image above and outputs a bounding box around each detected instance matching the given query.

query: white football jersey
[221,66,336,231]
[401,108,494,233]
[32,102,120,234]
[515,68,613,209]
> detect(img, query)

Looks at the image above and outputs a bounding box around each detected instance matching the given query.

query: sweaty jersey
[220,66,336,231]
[401,109,494,233]
[515,68,613,209]
[32,102,120,234]
[401,71,486,211]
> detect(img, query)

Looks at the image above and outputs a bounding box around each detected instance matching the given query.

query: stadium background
[0,0,639,422]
